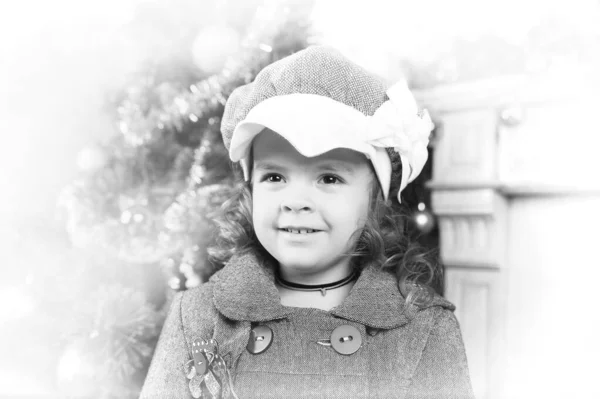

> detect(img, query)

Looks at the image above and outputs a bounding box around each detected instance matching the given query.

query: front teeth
[285,228,316,234]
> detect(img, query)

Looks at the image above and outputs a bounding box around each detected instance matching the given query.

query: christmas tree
[6,1,315,398]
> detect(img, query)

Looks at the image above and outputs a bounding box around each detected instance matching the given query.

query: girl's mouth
[280,228,319,234]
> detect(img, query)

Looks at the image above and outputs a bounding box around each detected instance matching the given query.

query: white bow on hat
[364,80,434,201]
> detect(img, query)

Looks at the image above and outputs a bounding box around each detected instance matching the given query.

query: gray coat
[140,253,474,398]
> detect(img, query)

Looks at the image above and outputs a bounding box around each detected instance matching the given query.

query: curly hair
[350,179,444,304]
[207,169,443,306]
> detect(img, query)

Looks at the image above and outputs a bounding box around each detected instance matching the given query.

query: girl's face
[251,129,374,282]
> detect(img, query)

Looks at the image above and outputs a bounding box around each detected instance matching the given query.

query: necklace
[275,271,359,296]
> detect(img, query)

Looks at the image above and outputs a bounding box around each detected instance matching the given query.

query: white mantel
[413,71,600,399]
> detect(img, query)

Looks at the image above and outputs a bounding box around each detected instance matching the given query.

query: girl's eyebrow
[316,162,355,174]
[254,161,355,174]
[253,161,287,171]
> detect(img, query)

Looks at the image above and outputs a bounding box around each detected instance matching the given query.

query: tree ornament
[190,164,206,185]
[185,274,202,289]
[412,202,436,235]
[180,246,203,288]
[191,24,241,74]
[56,342,98,398]
[119,195,154,236]
[120,204,153,236]
[76,145,109,173]
[57,285,163,397]
[169,276,182,290]
[117,82,165,147]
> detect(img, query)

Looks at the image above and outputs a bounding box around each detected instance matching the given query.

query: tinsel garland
[57,284,164,398]
[60,0,314,277]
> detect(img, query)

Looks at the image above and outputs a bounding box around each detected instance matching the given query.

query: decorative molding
[500,184,600,197]
[428,182,600,197]
[427,181,502,191]
[420,72,600,399]
[497,100,600,191]
[433,110,498,184]
[446,269,506,399]
[418,71,600,193]
[432,189,507,269]
[413,71,599,114]
[432,189,498,215]
[438,215,497,268]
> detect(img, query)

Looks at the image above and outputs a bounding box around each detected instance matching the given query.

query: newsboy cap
[220,45,433,203]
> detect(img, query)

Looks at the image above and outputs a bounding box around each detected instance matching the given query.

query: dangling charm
[185,359,205,399]
[184,338,239,399]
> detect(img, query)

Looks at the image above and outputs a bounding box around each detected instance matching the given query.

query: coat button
[246,325,273,354]
[330,325,362,355]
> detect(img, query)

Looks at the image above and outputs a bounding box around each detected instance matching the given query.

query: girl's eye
[320,174,343,185]
[260,173,284,183]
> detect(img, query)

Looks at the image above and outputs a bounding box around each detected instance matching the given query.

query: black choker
[275,271,359,296]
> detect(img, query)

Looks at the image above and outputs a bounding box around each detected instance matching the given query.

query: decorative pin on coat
[185,338,239,399]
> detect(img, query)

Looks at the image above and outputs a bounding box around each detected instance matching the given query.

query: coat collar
[211,252,454,329]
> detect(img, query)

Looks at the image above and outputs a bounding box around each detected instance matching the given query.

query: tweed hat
[220,45,433,203]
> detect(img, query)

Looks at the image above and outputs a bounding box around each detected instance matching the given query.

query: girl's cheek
[254,190,271,208]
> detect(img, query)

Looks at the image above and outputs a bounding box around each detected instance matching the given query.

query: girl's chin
[276,260,327,274]
[277,260,319,270]
[276,257,344,275]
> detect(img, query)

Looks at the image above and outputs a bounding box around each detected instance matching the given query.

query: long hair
[349,178,444,303]
[207,173,443,306]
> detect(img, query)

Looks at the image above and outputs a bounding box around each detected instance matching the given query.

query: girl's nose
[280,197,314,213]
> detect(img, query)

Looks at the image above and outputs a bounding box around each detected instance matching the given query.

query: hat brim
[228,93,392,200]
[229,94,377,160]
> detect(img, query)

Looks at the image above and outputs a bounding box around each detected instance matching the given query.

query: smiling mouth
[280,228,320,234]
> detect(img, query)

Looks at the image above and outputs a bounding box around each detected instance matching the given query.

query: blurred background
[0,0,599,398]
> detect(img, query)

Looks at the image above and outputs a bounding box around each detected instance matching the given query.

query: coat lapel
[210,252,454,329]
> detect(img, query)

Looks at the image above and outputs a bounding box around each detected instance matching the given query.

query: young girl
[140,46,474,399]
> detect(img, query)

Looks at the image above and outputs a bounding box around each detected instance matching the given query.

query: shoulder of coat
[405,299,455,332]
[429,293,455,311]
[179,280,219,326]
[406,286,456,312]
[425,306,465,343]
[400,291,456,324]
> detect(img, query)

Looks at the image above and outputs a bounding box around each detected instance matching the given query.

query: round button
[191,350,208,375]
[246,325,273,354]
[330,325,362,355]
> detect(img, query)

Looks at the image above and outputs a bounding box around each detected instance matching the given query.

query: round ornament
[76,145,108,173]
[120,204,153,236]
[412,202,436,235]
[185,274,202,289]
[191,24,240,74]
[56,343,97,398]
